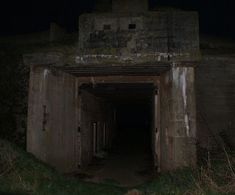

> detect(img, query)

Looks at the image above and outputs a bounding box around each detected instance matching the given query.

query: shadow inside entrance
[71,83,156,187]
[80,130,154,187]
[80,103,154,187]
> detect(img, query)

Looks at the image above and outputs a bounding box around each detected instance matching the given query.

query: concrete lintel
[76,75,159,86]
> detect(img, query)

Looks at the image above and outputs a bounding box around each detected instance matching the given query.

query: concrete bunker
[25,0,199,183]
[26,66,197,174]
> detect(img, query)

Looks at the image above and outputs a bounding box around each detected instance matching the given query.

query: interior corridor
[79,84,155,186]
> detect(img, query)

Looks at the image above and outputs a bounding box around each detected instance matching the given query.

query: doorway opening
[80,83,156,186]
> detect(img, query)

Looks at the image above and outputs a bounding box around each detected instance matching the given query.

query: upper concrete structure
[77,3,199,65]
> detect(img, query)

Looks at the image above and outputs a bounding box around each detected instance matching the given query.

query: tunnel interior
[81,83,156,186]
[114,102,152,157]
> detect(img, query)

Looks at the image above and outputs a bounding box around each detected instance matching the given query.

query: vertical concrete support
[152,87,161,172]
[172,67,197,168]
[156,85,161,172]
[27,66,48,163]
[27,66,79,173]
[160,67,197,171]
[160,70,172,171]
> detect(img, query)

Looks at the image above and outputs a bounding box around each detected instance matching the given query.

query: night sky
[0,0,235,38]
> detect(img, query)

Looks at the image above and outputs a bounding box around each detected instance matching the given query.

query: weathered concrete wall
[80,90,115,167]
[196,54,235,150]
[171,67,197,168]
[160,67,197,170]
[77,11,199,65]
[27,66,79,173]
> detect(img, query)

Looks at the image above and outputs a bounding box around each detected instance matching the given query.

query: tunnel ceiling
[81,83,155,104]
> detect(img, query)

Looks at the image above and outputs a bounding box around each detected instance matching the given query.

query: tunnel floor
[79,128,154,187]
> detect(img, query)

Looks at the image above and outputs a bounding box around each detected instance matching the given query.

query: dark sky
[0,0,235,38]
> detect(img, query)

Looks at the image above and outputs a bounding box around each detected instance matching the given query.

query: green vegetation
[0,139,234,195]
[0,139,125,195]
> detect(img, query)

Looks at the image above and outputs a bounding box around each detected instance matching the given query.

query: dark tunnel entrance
[114,102,152,165]
[80,83,156,186]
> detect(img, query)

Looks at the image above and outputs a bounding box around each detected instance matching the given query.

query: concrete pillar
[171,67,197,168]
[153,87,161,172]
[27,66,78,173]
[160,67,197,171]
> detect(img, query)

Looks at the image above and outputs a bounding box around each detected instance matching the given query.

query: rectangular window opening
[129,24,136,30]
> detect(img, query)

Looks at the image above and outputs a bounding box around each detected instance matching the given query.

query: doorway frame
[77,75,160,169]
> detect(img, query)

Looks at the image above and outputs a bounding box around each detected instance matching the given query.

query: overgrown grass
[0,139,234,195]
[0,139,125,195]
